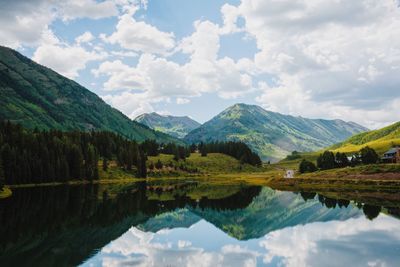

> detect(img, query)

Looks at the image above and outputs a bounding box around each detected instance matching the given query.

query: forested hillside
[0,46,178,144]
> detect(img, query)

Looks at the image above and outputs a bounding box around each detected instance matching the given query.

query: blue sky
[1,0,400,128]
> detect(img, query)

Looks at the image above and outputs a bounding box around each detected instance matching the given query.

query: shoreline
[0,186,12,199]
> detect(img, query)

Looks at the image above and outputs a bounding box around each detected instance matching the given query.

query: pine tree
[299,159,317,173]
[155,159,163,169]
[0,154,5,191]
[102,157,108,171]
[317,151,335,170]
[359,146,379,164]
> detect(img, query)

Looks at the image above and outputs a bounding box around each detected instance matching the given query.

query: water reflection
[0,182,399,267]
[83,215,400,267]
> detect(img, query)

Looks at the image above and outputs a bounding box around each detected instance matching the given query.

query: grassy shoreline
[2,156,400,193]
[0,186,12,198]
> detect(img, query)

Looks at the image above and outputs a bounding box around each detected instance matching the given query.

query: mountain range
[184,104,368,160]
[135,112,200,138]
[0,46,370,160]
[0,46,179,143]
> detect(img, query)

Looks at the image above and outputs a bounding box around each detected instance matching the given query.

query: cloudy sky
[2,0,400,128]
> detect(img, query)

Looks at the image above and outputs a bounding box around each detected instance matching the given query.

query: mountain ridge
[184,103,368,160]
[0,46,181,144]
[135,112,201,139]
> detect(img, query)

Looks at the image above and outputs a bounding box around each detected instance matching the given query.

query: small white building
[284,170,295,178]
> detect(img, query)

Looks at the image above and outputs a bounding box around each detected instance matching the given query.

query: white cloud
[75,31,95,44]
[105,13,175,55]
[229,0,400,128]
[260,215,400,267]
[102,91,155,119]
[176,98,190,105]
[95,19,256,117]
[33,41,107,79]
[58,0,119,21]
[0,0,54,48]
[84,221,260,267]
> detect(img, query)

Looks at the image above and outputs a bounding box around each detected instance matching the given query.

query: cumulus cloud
[176,98,190,105]
[0,0,54,48]
[75,31,95,44]
[105,13,176,55]
[95,20,255,116]
[229,0,400,128]
[82,215,400,267]
[33,41,107,79]
[260,214,400,267]
[84,221,260,267]
[102,91,155,119]
[58,0,118,21]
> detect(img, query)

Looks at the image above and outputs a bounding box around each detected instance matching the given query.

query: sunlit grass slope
[329,121,400,154]
[147,152,262,175]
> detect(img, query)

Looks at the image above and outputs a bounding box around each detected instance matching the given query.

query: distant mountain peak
[185,103,368,161]
[135,112,201,139]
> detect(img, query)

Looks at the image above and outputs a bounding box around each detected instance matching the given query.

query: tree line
[299,146,380,173]
[196,141,262,166]
[0,121,152,184]
[0,122,262,185]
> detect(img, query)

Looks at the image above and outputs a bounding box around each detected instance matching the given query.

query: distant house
[381,147,400,163]
[284,170,295,178]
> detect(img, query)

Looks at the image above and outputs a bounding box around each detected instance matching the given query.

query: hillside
[146,152,261,176]
[0,46,179,143]
[135,112,200,139]
[329,121,400,154]
[184,103,367,161]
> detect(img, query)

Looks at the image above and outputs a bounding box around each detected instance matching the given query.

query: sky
[1,0,400,128]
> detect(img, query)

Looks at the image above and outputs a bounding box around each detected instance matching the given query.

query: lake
[0,181,399,267]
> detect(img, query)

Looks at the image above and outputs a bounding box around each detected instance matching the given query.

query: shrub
[299,159,317,173]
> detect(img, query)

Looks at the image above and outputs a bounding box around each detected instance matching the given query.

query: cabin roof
[384,147,399,155]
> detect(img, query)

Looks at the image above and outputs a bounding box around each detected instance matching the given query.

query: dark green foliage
[300,192,316,201]
[102,158,108,171]
[199,142,207,157]
[335,152,349,168]
[195,141,262,166]
[0,46,180,145]
[317,151,336,170]
[363,204,381,220]
[0,154,4,190]
[299,159,317,173]
[140,140,159,156]
[136,151,147,178]
[359,146,379,164]
[85,145,99,180]
[0,121,152,184]
[285,151,301,160]
[155,160,163,169]
[160,143,190,161]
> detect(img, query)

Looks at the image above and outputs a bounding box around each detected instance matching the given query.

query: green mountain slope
[184,103,368,160]
[135,112,200,138]
[0,46,179,143]
[329,121,400,154]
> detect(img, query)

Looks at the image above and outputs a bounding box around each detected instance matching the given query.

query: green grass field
[147,152,262,176]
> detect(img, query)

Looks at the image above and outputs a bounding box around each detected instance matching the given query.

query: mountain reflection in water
[0,181,399,267]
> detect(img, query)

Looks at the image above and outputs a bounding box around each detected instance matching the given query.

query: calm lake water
[0,181,399,267]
